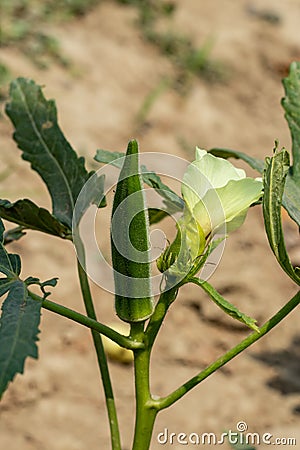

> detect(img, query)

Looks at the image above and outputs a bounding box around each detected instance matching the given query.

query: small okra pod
[111,139,154,322]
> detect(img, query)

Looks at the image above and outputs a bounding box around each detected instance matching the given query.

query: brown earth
[0,1,300,449]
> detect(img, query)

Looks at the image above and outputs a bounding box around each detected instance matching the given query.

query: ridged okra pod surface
[111,140,154,322]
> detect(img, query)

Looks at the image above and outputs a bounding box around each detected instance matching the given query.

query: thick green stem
[131,322,158,450]
[145,287,178,348]
[156,290,300,410]
[29,291,144,350]
[76,240,121,450]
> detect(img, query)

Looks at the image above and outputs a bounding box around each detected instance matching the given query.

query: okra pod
[111,140,154,322]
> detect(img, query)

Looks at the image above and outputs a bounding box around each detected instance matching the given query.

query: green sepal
[111,140,154,322]
[156,226,182,274]
[186,236,225,281]
[157,210,206,284]
[263,147,300,284]
[191,278,259,332]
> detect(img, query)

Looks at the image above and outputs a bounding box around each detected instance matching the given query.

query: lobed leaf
[0,199,72,239]
[25,276,58,299]
[263,148,300,284]
[5,78,102,229]
[0,281,41,398]
[0,218,42,398]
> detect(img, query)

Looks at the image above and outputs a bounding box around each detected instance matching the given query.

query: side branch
[156,290,300,410]
[29,291,144,350]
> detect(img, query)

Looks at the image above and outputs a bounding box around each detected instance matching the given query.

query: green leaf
[0,218,20,279]
[95,148,184,216]
[0,279,12,297]
[282,61,300,178]
[0,199,72,239]
[140,164,184,212]
[25,276,58,299]
[191,278,259,332]
[94,149,125,168]
[0,218,42,398]
[283,175,300,226]
[0,244,16,278]
[5,78,101,228]
[8,254,21,276]
[41,278,58,288]
[263,148,300,284]
[0,280,41,398]
[209,146,300,227]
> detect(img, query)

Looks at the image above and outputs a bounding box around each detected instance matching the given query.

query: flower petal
[193,178,263,235]
[182,148,246,212]
[195,147,246,183]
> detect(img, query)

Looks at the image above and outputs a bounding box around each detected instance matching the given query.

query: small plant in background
[0,0,227,127]
[117,0,229,130]
[229,435,256,450]
[0,0,103,89]
[0,62,11,105]
[0,61,300,450]
[116,0,228,88]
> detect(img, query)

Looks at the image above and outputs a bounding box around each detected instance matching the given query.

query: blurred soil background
[0,1,300,449]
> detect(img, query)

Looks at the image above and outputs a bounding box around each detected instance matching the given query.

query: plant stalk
[29,291,144,350]
[76,239,121,450]
[156,289,300,410]
[145,287,178,347]
[131,322,158,450]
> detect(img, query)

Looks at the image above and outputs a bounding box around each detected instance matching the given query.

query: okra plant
[1,62,300,450]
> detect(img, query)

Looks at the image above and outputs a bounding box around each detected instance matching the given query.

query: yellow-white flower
[182,147,263,240]
[157,148,263,279]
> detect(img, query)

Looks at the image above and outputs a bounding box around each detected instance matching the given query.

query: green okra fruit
[111,140,154,322]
